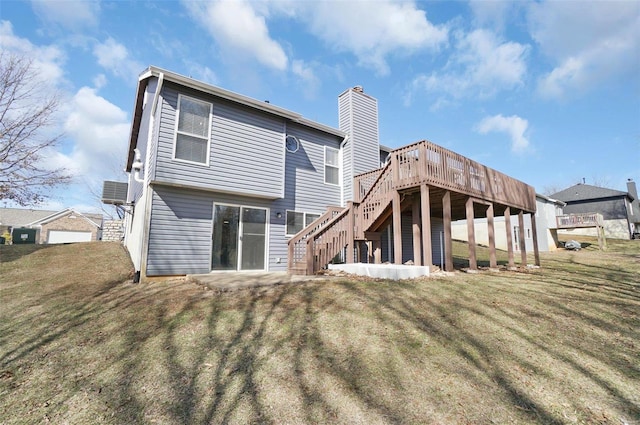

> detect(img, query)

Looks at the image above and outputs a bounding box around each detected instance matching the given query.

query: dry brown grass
[0,239,638,424]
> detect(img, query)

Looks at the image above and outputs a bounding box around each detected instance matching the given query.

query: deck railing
[556,213,604,229]
[288,206,345,271]
[304,203,354,274]
[353,140,536,213]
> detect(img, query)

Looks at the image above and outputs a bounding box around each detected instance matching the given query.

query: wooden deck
[289,140,538,275]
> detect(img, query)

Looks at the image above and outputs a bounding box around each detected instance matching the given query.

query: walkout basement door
[47,230,92,244]
[211,204,268,271]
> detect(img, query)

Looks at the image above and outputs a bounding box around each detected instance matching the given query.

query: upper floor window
[174,95,211,165]
[325,146,339,185]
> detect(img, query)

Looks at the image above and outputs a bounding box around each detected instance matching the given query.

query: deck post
[505,207,515,268]
[392,190,403,264]
[518,210,527,267]
[420,184,433,270]
[305,238,314,275]
[466,197,477,270]
[530,213,540,266]
[487,203,497,269]
[346,202,354,263]
[443,191,453,271]
[412,195,422,266]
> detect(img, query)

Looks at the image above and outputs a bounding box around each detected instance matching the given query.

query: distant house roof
[536,193,566,207]
[26,208,103,228]
[550,184,633,203]
[0,208,58,227]
[0,207,102,228]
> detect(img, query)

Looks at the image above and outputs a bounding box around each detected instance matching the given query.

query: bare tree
[0,52,71,206]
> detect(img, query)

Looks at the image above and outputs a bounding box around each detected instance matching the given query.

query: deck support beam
[412,195,422,266]
[346,202,354,263]
[466,197,477,270]
[530,213,540,266]
[443,191,453,271]
[518,210,527,267]
[505,207,515,268]
[487,203,497,269]
[420,184,433,271]
[392,190,403,264]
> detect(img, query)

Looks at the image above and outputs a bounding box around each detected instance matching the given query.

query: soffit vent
[101,181,128,205]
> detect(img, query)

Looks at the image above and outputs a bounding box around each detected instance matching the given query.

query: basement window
[286,211,321,236]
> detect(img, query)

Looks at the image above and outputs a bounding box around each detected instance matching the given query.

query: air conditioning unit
[101,181,128,205]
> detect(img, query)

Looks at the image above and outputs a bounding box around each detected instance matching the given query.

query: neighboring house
[121,66,539,281]
[0,207,103,244]
[550,181,639,239]
[452,194,566,252]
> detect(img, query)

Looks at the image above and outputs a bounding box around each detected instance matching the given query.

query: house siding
[153,84,285,199]
[380,216,444,266]
[338,88,379,202]
[285,123,342,212]
[146,164,342,276]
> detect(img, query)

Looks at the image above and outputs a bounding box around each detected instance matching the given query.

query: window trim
[324,146,340,186]
[285,210,321,236]
[172,94,212,166]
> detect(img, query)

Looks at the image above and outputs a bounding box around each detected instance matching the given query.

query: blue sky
[1,0,639,214]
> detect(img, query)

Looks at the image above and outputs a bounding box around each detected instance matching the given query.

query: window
[286,211,321,235]
[325,146,340,185]
[174,95,211,164]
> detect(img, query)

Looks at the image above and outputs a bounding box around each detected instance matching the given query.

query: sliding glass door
[212,204,267,271]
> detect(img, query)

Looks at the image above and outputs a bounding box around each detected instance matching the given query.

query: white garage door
[47,230,92,244]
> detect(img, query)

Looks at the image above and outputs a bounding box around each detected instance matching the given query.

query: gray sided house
[551,181,639,239]
[123,67,379,277]
[124,66,539,280]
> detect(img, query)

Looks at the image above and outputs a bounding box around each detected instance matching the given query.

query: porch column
[421,184,433,270]
[412,195,422,266]
[466,197,477,270]
[392,190,403,264]
[487,203,497,269]
[505,207,515,268]
[530,213,540,266]
[443,191,453,271]
[518,211,527,267]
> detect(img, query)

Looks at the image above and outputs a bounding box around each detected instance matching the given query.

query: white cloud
[183,61,219,86]
[30,0,100,31]
[93,37,144,81]
[528,0,640,99]
[0,20,66,85]
[58,87,130,183]
[291,59,320,98]
[408,29,528,106]
[289,1,448,75]
[468,0,517,32]
[475,114,530,153]
[183,0,288,71]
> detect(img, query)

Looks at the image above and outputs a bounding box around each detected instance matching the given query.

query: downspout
[339,135,349,207]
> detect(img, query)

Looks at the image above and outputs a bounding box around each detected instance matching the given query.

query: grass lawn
[0,239,638,424]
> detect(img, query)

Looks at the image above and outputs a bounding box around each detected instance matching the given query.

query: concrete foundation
[328,263,430,280]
